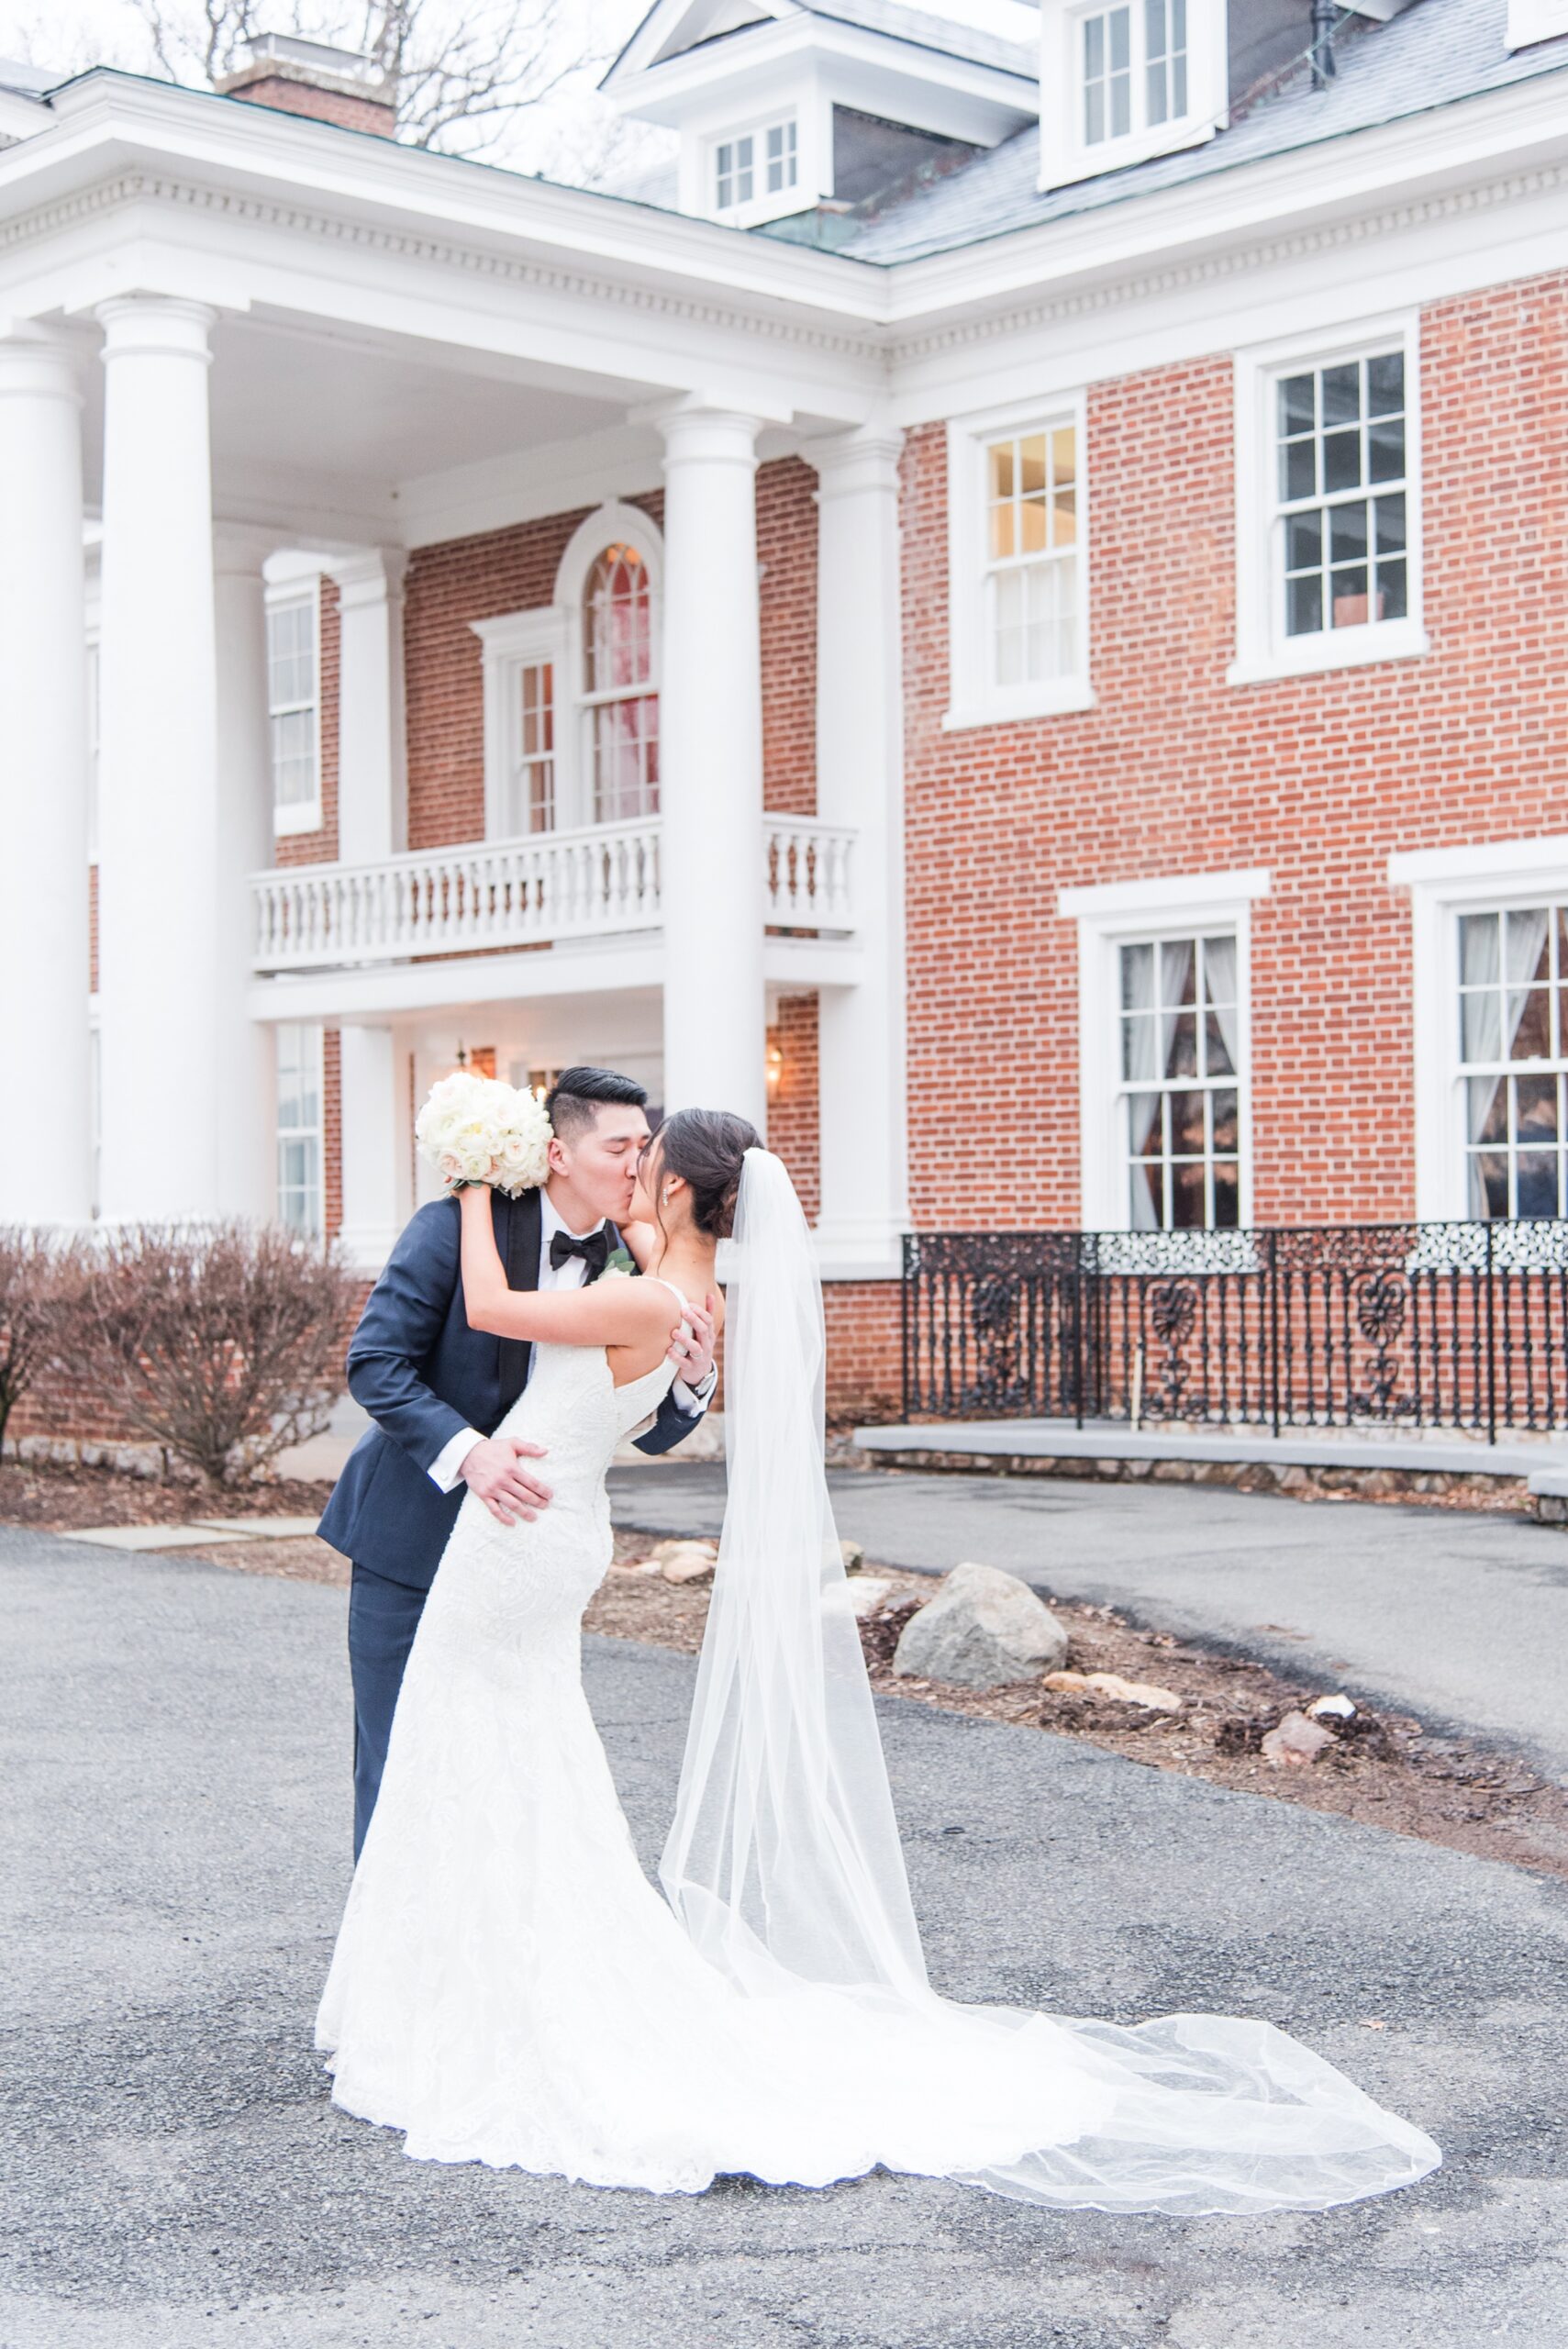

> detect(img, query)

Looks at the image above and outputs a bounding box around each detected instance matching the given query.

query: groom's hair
[546,1065,649,1143]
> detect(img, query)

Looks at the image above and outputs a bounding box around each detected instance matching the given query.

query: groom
[318,1065,717,1855]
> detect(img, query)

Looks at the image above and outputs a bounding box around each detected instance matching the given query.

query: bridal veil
[659,1148,1440,2215]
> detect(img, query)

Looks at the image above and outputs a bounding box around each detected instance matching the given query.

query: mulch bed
[0,1459,337,1531]
[10,1464,1566,1883]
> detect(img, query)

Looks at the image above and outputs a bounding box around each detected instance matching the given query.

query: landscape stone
[652,1538,718,1586]
[892,1561,1068,1688]
[1261,1709,1338,1767]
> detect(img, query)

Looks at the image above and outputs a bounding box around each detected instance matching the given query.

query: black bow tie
[549,1227,611,1279]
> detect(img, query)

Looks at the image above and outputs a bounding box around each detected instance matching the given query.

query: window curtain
[1203,934,1240,1075]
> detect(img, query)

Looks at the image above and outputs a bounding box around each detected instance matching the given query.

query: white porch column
[339,1024,403,1270]
[808,423,908,1276]
[0,332,92,1225]
[214,531,276,1220]
[655,406,767,1131]
[95,295,221,1220]
[328,549,408,864]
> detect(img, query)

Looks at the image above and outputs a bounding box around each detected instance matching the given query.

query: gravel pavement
[610,1464,1568,1784]
[4,1524,1566,2349]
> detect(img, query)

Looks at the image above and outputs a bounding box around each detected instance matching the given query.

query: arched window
[582,542,659,825]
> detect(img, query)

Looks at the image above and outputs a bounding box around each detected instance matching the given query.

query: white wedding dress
[317,1166,1440,2214]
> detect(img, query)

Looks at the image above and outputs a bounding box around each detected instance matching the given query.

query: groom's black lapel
[497,1187,541,1415]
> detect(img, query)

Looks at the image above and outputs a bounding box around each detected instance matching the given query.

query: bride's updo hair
[653,1108,761,1240]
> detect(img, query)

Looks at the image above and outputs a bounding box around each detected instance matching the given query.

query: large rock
[892,1562,1069,1689]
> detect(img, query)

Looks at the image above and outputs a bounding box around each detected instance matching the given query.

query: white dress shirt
[427,1191,716,1493]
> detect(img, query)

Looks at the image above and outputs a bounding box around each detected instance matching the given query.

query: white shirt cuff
[672,1366,717,1416]
[428,1426,484,1493]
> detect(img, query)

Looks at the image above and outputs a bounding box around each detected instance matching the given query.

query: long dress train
[316,1241,1440,2214]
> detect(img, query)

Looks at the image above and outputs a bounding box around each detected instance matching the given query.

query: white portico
[0,60,904,1275]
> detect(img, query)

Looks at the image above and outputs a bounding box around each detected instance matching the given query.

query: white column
[95,295,221,1221]
[214,530,276,1220]
[655,406,767,1131]
[338,1024,402,1270]
[0,332,93,1225]
[328,549,408,864]
[808,423,908,1276]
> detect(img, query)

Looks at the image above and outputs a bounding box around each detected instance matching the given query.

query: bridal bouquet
[415,1072,551,1197]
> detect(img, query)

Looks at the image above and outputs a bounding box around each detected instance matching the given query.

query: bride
[317,1108,1440,2213]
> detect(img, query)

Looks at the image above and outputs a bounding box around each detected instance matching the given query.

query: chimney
[216,34,396,138]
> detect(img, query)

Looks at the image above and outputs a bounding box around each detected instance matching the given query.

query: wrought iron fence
[901,1223,1568,1441]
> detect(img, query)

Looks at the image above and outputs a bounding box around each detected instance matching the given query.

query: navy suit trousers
[348,1562,428,1859]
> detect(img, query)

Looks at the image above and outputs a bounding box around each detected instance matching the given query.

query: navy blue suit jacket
[317,1188,703,1589]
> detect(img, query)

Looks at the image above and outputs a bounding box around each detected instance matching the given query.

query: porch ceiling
[70,306,664,544]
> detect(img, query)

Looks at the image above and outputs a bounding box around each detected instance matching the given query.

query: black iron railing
[901,1223,1568,1442]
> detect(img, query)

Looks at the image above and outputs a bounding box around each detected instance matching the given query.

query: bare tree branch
[118,0,612,162]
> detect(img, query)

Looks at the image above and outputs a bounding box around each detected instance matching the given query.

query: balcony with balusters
[249,815,858,993]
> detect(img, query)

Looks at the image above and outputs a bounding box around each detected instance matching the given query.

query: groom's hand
[460,1436,552,1526]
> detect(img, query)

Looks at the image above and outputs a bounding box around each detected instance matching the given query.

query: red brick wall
[899,273,1568,1233]
[404,495,663,851]
[758,456,818,817]
[765,993,821,1220]
[274,576,339,867]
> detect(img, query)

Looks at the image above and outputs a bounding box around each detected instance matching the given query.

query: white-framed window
[1230,316,1427,687]
[1118,930,1241,1230]
[710,114,798,219]
[1040,0,1218,190]
[582,542,660,825]
[946,394,1093,729]
[1391,838,1568,1224]
[266,584,322,835]
[1083,4,1186,144]
[472,503,663,838]
[1061,868,1268,1237]
[275,1021,324,1238]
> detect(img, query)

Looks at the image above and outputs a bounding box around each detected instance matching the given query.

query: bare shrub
[0,1228,82,1458]
[66,1222,356,1486]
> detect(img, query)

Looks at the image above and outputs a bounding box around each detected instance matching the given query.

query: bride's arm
[458,1185,671,1350]
[618,1219,658,1272]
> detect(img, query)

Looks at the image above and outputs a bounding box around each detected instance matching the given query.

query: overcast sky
[0,0,1039,184]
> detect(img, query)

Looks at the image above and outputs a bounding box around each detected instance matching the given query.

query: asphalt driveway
[3,1525,1565,2348]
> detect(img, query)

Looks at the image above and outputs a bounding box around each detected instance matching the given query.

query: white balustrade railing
[251,816,856,973]
[763,819,856,931]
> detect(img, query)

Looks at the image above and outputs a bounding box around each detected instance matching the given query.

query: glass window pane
[1322,429,1362,494]
[1507,907,1551,985]
[1282,439,1317,502]
[1516,1152,1560,1219]
[1161,939,1196,1006]
[1211,1088,1239,1152]
[1366,351,1405,417]
[1329,503,1368,562]
[1460,913,1501,986]
[1285,512,1321,572]
[1468,1151,1509,1219]
[1516,1073,1559,1141]
[1171,1159,1206,1228]
[1120,941,1153,1011]
[1205,1012,1235,1079]
[1368,417,1406,484]
[1051,425,1075,486]
[1130,1094,1164,1157]
[1162,1009,1198,1078]
[1286,574,1322,636]
[1018,435,1047,495]
[989,439,1014,500]
[1169,1089,1205,1154]
[1018,496,1049,553]
[1467,1074,1508,1143]
[1461,991,1501,1063]
[1509,988,1551,1061]
[1321,362,1362,426]
[1279,374,1316,436]
[1129,1157,1162,1230]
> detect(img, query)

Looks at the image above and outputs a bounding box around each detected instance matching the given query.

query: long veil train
[658,1148,1440,2215]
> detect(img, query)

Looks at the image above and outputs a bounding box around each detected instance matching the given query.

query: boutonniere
[603,1247,636,1278]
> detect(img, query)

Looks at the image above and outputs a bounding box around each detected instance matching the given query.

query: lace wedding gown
[317,1262,1440,2212]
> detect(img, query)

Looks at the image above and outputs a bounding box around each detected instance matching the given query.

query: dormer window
[713,116,798,217]
[1082,1,1187,149]
[1041,0,1218,193]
